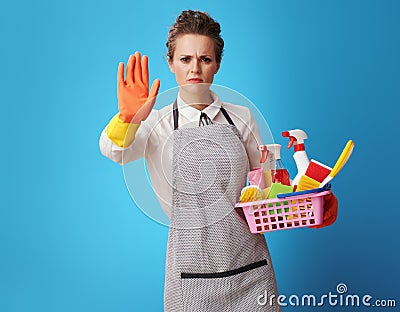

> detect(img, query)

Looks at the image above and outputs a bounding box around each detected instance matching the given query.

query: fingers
[320,208,338,228]
[141,55,149,89]
[126,54,136,84]
[149,79,161,98]
[122,52,150,87]
[118,62,125,85]
[325,194,338,217]
[312,194,338,229]
[131,79,160,124]
[326,212,338,226]
[134,51,143,84]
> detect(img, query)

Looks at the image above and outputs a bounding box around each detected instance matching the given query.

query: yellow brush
[296,175,321,191]
[239,185,263,202]
[320,139,354,187]
[297,140,355,191]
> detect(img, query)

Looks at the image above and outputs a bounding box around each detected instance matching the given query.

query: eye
[180,57,190,63]
[201,57,212,63]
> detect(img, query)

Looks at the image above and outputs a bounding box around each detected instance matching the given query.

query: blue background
[1,0,399,311]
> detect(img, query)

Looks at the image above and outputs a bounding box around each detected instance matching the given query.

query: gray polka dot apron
[164,100,281,311]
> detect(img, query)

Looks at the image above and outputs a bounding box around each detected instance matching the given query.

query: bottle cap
[266,144,281,160]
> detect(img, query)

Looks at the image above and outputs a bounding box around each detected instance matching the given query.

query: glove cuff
[106,113,140,147]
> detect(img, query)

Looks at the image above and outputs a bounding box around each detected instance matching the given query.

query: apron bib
[164,100,281,312]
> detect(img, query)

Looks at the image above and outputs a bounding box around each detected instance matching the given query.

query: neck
[179,88,214,111]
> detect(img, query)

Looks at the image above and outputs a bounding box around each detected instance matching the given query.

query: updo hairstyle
[166,10,224,64]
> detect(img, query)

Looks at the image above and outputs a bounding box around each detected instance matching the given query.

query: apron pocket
[181,259,272,312]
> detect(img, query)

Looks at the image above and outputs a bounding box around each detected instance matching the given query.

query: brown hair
[166,10,224,63]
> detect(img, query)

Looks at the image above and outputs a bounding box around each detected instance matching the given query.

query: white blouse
[99,91,263,219]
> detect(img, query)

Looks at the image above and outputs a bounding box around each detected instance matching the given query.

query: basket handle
[276,184,331,198]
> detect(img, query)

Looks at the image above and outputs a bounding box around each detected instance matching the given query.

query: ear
[168,60,175,74]
[214,62,221,74]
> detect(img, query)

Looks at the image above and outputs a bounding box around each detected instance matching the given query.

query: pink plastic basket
[235,190,331,233]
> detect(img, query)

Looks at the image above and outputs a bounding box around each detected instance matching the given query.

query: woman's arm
[99,52,160,165]
[105,113,141,148]
[243,108,264,171]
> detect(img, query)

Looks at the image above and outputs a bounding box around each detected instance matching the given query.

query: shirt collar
[177,90,222,122]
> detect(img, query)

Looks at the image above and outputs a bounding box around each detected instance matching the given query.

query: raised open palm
[118,51,160,123]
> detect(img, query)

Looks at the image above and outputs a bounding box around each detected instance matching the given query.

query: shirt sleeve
[243,107,263,171]
[99,110,160,165]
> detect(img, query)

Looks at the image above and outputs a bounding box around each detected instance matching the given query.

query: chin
[180,82,212,95]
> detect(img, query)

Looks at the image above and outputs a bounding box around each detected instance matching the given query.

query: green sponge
[267,183,294,210]
[267,183,294,199]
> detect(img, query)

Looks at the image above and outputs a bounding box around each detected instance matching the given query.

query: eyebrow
[179,54,213,58]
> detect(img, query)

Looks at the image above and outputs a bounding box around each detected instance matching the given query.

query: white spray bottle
[282,129,310,187]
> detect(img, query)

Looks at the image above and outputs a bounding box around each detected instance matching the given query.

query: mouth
[188,78,204,84]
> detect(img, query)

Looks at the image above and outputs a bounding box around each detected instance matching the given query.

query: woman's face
[168,34,220,89]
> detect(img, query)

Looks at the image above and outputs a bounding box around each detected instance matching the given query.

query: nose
[190,59,201,74]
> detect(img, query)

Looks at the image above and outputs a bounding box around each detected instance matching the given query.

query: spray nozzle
[257,145,269,163]
[282,129,308,151]
[282,132,297,149]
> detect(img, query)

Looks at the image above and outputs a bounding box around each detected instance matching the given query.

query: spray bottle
[265,144,291,186]
[282,129,310,188]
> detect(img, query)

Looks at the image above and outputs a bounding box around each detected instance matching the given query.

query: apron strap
[172,99,235,130]
[220,107,235,126]
[173,99,179,130]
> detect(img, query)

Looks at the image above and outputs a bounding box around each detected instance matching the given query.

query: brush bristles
[296,175,320,191]
[239,186,263,202]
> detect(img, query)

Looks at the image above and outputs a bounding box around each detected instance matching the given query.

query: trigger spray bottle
[282,129,310,188]
[266,144,291,186]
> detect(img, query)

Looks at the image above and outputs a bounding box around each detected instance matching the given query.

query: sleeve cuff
[105,113,141,148]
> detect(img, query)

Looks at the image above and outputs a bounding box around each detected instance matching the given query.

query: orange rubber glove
[310,193,339,229]
[118,51,160,123]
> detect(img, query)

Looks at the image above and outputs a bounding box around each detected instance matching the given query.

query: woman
[100,10,337,311]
